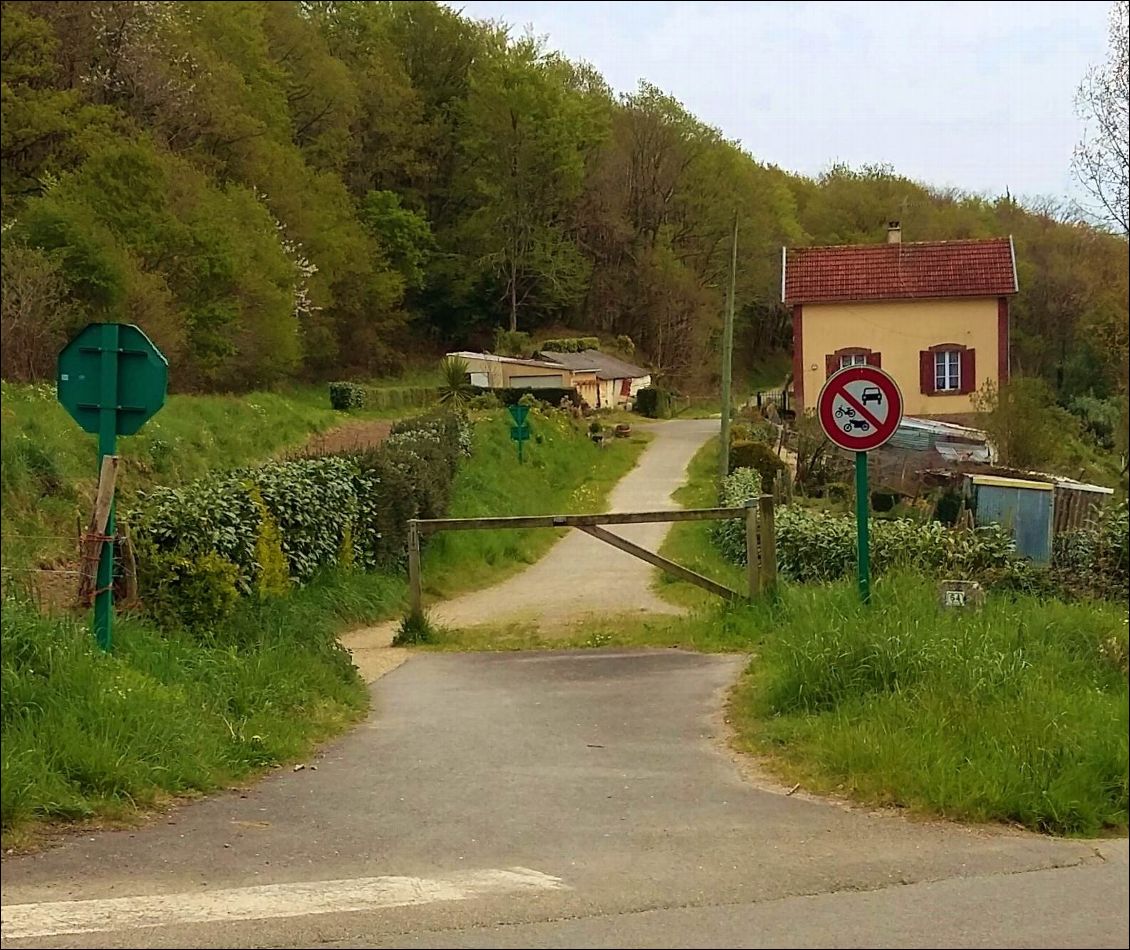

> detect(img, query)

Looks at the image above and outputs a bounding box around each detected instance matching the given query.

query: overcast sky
[454,1,1113,203]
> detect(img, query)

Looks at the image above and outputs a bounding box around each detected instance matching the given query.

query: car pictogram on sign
[861,386,883,406]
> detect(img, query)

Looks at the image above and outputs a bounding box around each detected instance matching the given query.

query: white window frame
[839,353,869,369]
[934,349,961,392]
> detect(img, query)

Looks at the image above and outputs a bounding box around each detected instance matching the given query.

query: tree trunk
[509,261,518,333]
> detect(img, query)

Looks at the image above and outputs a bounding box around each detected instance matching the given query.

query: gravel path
[342,417,718,667]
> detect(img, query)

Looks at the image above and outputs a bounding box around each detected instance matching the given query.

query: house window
[826,347,880,377]
[934,349,961,392]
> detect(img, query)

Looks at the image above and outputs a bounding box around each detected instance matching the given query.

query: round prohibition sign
[817,365,904,452]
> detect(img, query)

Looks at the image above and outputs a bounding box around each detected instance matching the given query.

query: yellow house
[783,226,1018,419]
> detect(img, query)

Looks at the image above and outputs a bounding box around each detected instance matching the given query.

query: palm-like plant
[438,356,474,406]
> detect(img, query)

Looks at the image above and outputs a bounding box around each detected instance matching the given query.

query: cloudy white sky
[454,1,1113,203]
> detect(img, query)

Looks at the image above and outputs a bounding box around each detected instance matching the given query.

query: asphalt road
[3,650,1126,949]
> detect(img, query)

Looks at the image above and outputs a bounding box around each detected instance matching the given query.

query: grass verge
[419,409,650,600]
[653,436,745,608]
[1,569,402,845]
[729,573,1129,836]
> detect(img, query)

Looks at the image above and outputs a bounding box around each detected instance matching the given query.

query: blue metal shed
[966,474,1054,562]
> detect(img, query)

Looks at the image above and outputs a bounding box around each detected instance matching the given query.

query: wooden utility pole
[719,212,738,481]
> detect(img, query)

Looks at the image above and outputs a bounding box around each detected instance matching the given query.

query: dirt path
[342,417,718,671]
[298,419,393,456]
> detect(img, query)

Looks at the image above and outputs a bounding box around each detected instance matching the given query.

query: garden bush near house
[711,468,762,564]
[1053,501,1129,600]
[716,504,1024,583]
[635,386,672,419]
[729,440,787,490]
[329,382,367,411]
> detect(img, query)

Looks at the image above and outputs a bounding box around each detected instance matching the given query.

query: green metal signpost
[57,323,168,649]
[507,404,531,463]
[817,366,903,604]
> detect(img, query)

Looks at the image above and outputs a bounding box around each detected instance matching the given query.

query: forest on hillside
[1,0,1127,400]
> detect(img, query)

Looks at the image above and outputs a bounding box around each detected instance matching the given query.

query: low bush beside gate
[130,411,472,629]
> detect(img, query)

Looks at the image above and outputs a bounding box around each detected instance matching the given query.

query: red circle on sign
[817,365,904,452]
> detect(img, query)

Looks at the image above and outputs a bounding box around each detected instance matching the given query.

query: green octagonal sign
[57,323,168,436]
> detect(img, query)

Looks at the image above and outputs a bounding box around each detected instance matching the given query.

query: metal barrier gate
[406,495,777,618]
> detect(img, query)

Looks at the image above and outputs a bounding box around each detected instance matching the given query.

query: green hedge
[635,387,671,418]
[730,441,787,489]
[715,503,1021,580]
[712,468,762,563]
[478,386,582,408]
[540,336,600,353]
[131,411,472,629]
[328,382,438,412]
[329,382,366,411]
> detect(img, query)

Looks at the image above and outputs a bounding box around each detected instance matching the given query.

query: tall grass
[0,570,400,839]
[729,573,1129,835]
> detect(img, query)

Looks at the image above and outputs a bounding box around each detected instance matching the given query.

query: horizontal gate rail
[405,499,777,619]
[415,507,746,535]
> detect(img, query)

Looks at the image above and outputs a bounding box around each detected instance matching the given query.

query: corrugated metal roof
[448,351,569,370]
[537,349,650,380]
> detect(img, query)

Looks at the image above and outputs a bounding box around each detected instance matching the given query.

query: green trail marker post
[507,404,531,463]
[57,323,168,649]
[854,451,871,603]
[816,365,903,605]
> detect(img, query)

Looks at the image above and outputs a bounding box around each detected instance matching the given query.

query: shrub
[493,328,531,357]
[540,336,600,353]
[974,378,1074,469]
[438,356,473,406]
[131,411,475,626]
[1054,502,1129,600]
[716,505,1025,584]
[469,392,502,410]
[712,468,762,564]
[635,387,672,419]
[729,441,787,489]
[140,550,241,631]
[329,382,366,411]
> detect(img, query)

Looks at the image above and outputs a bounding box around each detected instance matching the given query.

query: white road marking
[1,866,567,940]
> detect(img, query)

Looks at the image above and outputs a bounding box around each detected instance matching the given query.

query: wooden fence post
[745,498,760,599]
[407,519,422,618]
[759,494,778,594]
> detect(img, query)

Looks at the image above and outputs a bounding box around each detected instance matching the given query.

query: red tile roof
[783,237,1017,304]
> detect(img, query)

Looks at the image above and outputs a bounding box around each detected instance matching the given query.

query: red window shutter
[825,354,837,378]
[620,378,631,397]
[867,351,882,368]
[919,351,933,394]
[960,347,977,395]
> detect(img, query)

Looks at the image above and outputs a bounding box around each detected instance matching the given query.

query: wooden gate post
[745,498,760,599]
[759,494,778,593]
[407,519,422,618]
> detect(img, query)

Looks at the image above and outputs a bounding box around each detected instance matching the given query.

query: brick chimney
[887,221,902,244]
